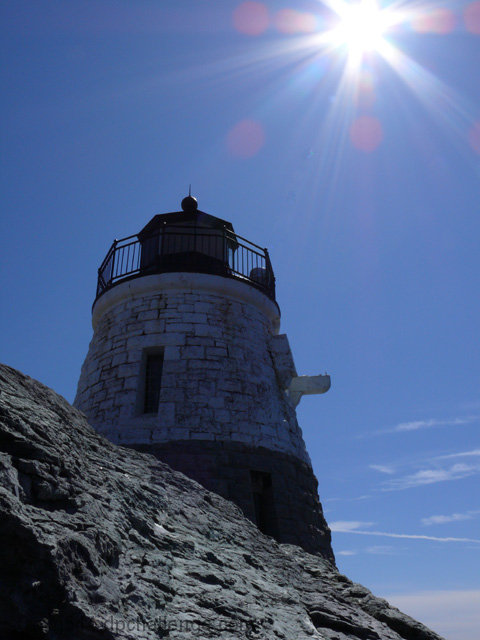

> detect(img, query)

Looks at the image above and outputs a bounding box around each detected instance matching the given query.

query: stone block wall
[75,273,311,464]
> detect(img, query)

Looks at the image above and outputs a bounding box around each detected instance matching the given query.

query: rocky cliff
[0,363,444,640]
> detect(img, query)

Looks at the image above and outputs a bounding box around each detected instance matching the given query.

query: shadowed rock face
[0,364,445,640]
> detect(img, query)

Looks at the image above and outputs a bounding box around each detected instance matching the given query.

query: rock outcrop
[0,363,444,639]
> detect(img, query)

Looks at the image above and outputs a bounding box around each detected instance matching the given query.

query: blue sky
[1,1,479,637]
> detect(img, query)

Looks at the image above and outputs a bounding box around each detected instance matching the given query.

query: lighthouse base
[128,439,334,561]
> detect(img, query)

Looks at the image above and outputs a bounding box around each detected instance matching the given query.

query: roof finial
[181,188,198,213]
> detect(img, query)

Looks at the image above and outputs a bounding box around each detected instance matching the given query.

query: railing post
[223,226,227,266]
[96,268,103,297]
[161,222,166,260]
[264,248,275,299]
[111,239,117,284]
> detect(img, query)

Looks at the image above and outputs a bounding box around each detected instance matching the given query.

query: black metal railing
[95,226,275,301]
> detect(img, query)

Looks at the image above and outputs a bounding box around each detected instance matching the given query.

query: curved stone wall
[75,273,311,465]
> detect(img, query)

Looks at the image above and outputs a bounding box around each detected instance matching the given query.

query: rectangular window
[250,470,277,537]
[143,352,164,414]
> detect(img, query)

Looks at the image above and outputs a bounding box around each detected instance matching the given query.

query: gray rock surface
[0,363,445,639]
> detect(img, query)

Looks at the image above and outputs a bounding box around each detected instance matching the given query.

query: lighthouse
[75,196,333,558]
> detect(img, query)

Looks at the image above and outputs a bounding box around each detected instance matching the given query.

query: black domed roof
[137,197,236,242]
[181,195,198,213]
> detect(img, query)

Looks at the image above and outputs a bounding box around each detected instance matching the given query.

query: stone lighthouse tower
[75,196,333,558]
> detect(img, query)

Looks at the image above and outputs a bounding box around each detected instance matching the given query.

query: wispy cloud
[421,509,480,526]
[330,520,374,532]
[436,448,480,460]
[358,415,479,439]
[330,525,480,544]
[369,464,395,474]
[366,448,480,492]
[383,462,480,490]
[324,495,372,503]
[385,416,478,434]
[336,545,398,556]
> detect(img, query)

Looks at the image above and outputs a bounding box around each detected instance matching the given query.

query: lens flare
[275,9,317,34]
[468,122,480,154]
[233,2,269,36]
[411,8,456,34]
[464,1,480,33]
[227,119,266,158]
[350,115,383,151]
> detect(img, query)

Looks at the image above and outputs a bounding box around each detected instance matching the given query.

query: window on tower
[142,351,164,414]
[250,470,278,537]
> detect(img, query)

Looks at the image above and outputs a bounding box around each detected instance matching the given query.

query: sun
[326,0,401,64]
[333,0,388,53]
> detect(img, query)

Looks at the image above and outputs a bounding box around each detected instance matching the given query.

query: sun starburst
[324,0,405,68]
